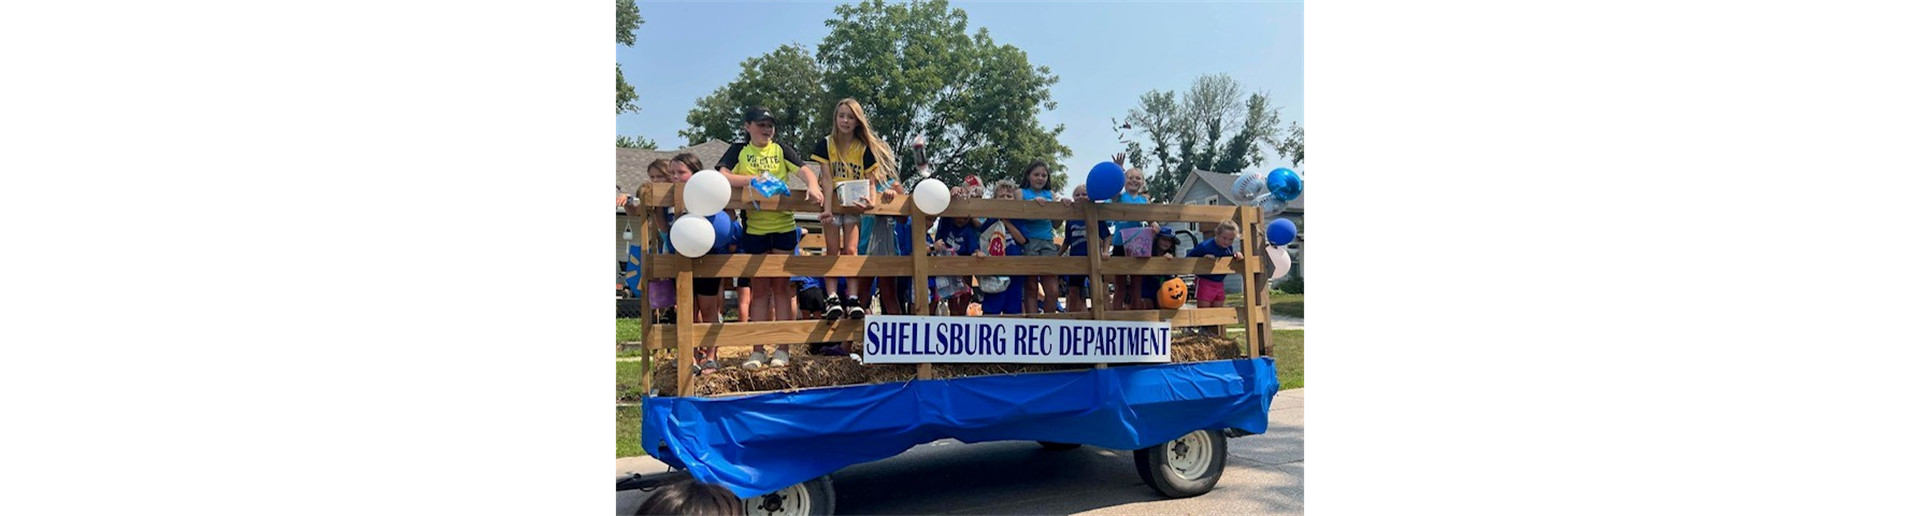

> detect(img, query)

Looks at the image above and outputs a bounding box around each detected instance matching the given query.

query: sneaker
[824,295,844,321]
[769,349,790,368]
[743,350,767,371]
[699,360,719,375]
[847,296,866,319]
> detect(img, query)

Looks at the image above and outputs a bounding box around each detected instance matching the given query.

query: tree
[1115,73,1297,200]
[678,44,829,147]
[616,0,642,114]
[680,0,1070,190]
[616,135,657,149]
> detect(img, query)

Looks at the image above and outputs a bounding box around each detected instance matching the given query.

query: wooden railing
[624,182,1274,396]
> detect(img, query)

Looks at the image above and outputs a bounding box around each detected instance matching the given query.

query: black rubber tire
[1133,430,1227,498]
[1037,441,1083,451]
[741,475,835,516]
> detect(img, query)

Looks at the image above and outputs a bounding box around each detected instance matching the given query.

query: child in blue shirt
[1061,184,1111,313]
[1185,222,1243,308]
[1018,161,1065,314]
[978,180,1028,315]
[932,203,981,316]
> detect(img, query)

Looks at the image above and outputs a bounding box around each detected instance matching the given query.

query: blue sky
[617,0,1303,192]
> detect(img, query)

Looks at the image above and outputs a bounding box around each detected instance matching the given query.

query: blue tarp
[641,358,1280,498]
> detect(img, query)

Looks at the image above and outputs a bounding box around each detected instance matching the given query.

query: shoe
[769,349,790,368]
[818,344,850,357]
[699,360,719,375]
[847,297,866,319]
[743,351,767,371]
[824,295,844,321]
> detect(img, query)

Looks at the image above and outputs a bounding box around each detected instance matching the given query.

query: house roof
[615,139,735,195]
[1170,168,1305,213]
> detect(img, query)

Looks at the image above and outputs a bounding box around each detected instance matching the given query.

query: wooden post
[1085,202,1109,370]
[633,185,653,397]
[911,208,934,380]
[1237,206,1270,359]
[675,262,695,396]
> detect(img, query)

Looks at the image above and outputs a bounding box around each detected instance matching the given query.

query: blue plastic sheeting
[641,358,1279,498]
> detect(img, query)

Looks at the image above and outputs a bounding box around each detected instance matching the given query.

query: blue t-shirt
[933,218,980,256]
[1019,188,1056,241]
[1112,192,1150,233]
[1186,238,1236,282]
[1063,219,1111,256]
[707,219,743,255]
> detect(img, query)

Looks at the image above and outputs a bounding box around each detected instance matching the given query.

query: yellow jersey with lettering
[717,141,806,235]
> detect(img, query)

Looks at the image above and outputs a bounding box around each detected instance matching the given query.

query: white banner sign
[862,315,1173,364]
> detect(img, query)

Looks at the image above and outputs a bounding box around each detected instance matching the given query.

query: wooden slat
[644,320,865,349]
[1086,203,1110,369]
[633,208,654,397]
[798,233,826,250]
[1242,206,1271,358]
[674,269,694,396]
[1096,257,1240,276]
[911,209,934,381]
[641,183,1240,223]
[645,255,916,279]
[643,254,1240,279]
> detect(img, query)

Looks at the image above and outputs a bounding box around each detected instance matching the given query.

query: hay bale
[648,333,1244,397]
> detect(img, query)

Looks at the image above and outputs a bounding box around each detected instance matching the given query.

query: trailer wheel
[743,475,835,516]
[1133,429,1226,498]
[1037,441,1082,451]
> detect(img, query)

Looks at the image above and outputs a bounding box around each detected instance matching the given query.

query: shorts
[1025,240,1060,258]
[694,278,722,297]
[980,278,1026,314]
[1063,275,1089,290]
[1196,278,1226,303]
[825,213,861,228]
[797,286,826,312]
[740,230,798,254]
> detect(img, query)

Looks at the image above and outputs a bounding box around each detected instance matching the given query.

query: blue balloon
[1087,161,1126,201]
[1266,217,1297,245]
[1266,167,1303,201]
[707,211,735,253]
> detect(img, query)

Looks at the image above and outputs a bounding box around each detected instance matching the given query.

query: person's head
[632,478,743,516]
[1071,184,1090,203]
[1213,222,1238,246]
[742,106,777,146]
[669,153,703,183]
[991,179,1019,200]
[1155,228,1178,253]
[1124,168,1147,195]
[832,98,898,181]
[647,159,672,185]
[1022,160,1052,191]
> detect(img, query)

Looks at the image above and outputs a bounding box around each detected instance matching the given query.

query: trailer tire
[1037,441,1082,451]
[742,475,835,516]
[1133,429,1226,498]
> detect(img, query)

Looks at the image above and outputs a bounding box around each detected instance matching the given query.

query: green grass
[617,318,643,343]
[1218,289,1304,319]
[617,404,644,458]
[1272,329,1305,389]
[617,360,647,403]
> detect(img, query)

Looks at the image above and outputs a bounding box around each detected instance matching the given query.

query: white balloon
[1232,172,1268,203]
[684,169,732,217]
[912,178,951,215]
[670,216,715,258]
[1267,245,1293,279]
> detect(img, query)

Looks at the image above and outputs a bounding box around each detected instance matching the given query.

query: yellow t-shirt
[809,135,880,186]
[718,141,805,235]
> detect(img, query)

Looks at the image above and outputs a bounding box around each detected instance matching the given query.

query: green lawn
[617,404,644,458]
[1272,328,1305,390]
[617,318,643,343]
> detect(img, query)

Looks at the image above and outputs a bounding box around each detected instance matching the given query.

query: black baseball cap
[744,106,777,124]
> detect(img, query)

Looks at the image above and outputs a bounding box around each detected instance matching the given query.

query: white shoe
[743,351,767,371]
[769,349,790,368]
